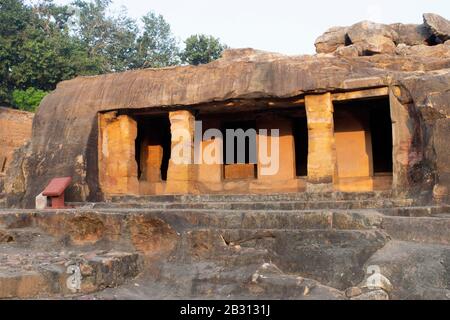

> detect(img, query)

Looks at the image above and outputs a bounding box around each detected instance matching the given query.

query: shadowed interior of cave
[370,99,393,174]
[222,120,257,180]
[333,97,393,179]
[293,116,308,177]
[135,114,171,182]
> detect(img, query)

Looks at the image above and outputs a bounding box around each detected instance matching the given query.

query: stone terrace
[1,192,449,299]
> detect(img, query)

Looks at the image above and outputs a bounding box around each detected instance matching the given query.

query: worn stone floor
[0,192,449,300]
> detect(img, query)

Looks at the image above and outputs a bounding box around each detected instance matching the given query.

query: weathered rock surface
[0,108,34,195]
[345,286,362,298]
[350,289,389,300]
[395,43,450,58]
[314,26,348,53]
[334,45,359,57]
[389,23,431,46]
[0,249,142,298]
[0,196,449,299]
[247,263,346,299]
[424,13,450,43]
[365,241,450,299]
[381,216,450,245]
[315,13,450,56]
[346,21,397,55]
[0,228,13,243]
[271,229,389,290]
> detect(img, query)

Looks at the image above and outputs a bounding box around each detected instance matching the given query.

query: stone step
[0,226,59,249]
[128,209,385,231]
[437,213,450,218]
[1,208,382,231]
[381,216,450,245]
[183,214,450,247]
[110,191,394,203]
[380,205,450,217]
[3,207,450,244]
[80,198,415,211]
[0,249,142,299]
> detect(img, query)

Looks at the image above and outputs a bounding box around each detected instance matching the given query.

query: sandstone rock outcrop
[346,21,397,55]
[395,42,450,57]
[1,11,450,302]
[0,194,449,299]
[315,13,450,55]
[2,13,450,208]
[0,107,33,195]
[389,23,431,46]
[314,26,349,54]
[424,13,450,43]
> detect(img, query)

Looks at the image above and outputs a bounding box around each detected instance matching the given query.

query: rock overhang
[3,13,450,208]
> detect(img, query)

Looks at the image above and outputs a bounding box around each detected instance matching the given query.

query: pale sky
[51,0,450,54]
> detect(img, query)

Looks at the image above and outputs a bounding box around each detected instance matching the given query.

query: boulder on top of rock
[334,45,359,58]
[423,13,450,43]
[389,23,431,46]
[314,26,349,54]
[347,21,397,55]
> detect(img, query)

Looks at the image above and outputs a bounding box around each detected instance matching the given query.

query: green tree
[12,87,48,112]
[32,0,73,33]
[0,0,102,106]
[0,0,33,104]
[71,0,138,72]
[0,0,227,109]
[134,11,179,68]
[181,34,227,65]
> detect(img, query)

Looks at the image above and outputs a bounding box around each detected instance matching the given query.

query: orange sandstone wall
[0,107,34,175]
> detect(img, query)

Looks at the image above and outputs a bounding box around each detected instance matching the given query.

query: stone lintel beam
[331,87,389,101]
[305,93,337,191]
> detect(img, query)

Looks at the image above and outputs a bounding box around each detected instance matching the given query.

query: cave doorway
[334,97,392,191]
[135,114,171,183]
[293,116,308,177]
[222,120,258,180]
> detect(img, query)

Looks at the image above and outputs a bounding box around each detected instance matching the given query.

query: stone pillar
[98,112,139,195]
[305,93,337,192]
[257,116,295,181]
[196,119,223,186]
[389,87,412,194]
[165,110,195,194]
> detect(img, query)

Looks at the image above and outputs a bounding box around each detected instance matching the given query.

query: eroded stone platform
[0,193,449,299]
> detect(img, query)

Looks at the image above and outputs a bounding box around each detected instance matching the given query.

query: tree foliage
[0,0,227,111]
[12,87,48,112]
[134,12,180,68]
[71,0,138,72]
[0,0,100,106]
[181,34,227,65]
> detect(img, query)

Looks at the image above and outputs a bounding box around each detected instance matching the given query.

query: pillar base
[306,182,334,193]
